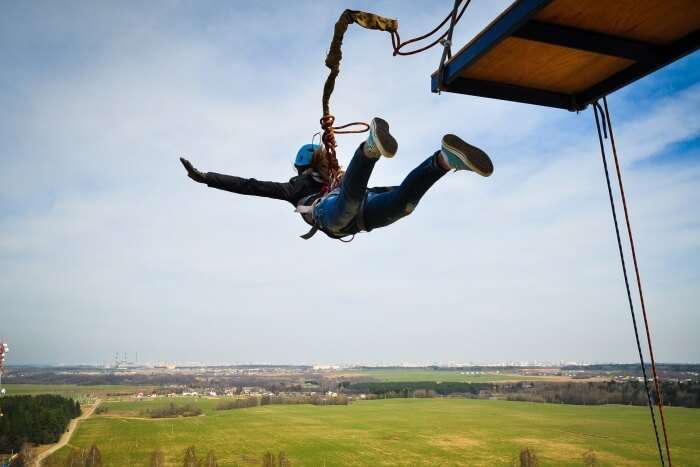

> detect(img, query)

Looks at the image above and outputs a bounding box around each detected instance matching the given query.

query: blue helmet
[295,143,319,168]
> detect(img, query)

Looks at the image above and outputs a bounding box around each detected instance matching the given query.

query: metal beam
[575,28,700,110]
[433,75,576,110]
[430,1,700,112]
[436,0,553,88]
[513,21,664,64]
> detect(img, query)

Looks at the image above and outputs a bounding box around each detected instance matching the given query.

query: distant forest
[345,381,492,396]
[354,363,700,374]
[503,380,700,408]
[344,380,700,408]
[560,363,700,373]
[0,395,81,453]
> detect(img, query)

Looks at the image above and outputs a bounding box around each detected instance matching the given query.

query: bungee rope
[593,99,672,466]
[601,97,673,466]
[320,10,396,189]
[319,3,470,188]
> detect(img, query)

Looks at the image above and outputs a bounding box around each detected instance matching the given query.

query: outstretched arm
[205,172,294,202]
[180,157,294,204]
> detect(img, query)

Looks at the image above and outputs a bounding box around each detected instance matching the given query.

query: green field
[45,398,700,466]
[339,368,552,383]
[3,384,155,399]
[99,397,222,416]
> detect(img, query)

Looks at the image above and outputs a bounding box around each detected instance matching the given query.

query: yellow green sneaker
[364,117,398,158]
[441,134,493,177]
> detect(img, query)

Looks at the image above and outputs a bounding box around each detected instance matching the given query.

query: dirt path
[35,399,101,466]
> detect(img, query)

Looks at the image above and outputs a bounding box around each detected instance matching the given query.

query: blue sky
[1,1,699,365]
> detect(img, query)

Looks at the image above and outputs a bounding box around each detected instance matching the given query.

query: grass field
[337,368,554,383]
[3,384,155,399]
[98,397,223,416]
[45,398,700,466]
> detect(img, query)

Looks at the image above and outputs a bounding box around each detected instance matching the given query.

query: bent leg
[363,152,447,231]
[315,144,377,233]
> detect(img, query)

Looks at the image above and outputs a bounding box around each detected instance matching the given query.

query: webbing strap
[355,197,367,233]
[300,226,319,240]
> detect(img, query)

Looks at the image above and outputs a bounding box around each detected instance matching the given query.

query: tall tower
[0,340,8,417]
[0,341,8,389]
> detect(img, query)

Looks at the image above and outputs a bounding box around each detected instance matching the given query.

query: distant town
[5,358,699,401]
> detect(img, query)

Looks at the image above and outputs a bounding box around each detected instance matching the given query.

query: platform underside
[432,0,700,111]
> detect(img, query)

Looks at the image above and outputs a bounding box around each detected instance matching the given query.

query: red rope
[603,97,672,466]
[594,102,667,466]
[391,0,471,56]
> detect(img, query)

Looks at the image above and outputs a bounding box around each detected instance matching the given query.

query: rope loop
[334,121,370,134]
[391,0,470,56]
[319,114,369,189]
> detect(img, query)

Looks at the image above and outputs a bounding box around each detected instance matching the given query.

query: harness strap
[355,195,368,232]
[295,204,315,214]
[296,191,367,241]
[300,225,319,240]
[296,197,321,240]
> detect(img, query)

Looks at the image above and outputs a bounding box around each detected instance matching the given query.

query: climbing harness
[593,98,672,466]
[296,190,357,242]
[296,195,322,240]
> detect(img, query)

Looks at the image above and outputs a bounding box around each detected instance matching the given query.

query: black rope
[436,0,466,92]
[603,97,673,465]
[592,102,665,467]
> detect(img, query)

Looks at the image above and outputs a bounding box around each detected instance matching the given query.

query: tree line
[0,394,81,453]
[141,402,202,418]
[341,380,700,408]
[503,380,700,408]
[216,394,349,411]
[28,443,602,467]
[46,445,290,467]
[561,363,700,374]
[345,381,492,397]
[170,446,291,467]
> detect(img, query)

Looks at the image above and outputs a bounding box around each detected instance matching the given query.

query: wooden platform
[432,0,700,110]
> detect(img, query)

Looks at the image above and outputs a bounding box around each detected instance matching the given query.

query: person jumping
[179,118,493,240]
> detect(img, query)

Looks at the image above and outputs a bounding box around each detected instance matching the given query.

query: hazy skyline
[2,1,699,365]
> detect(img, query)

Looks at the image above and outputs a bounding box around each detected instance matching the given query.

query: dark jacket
[205,172,326,207]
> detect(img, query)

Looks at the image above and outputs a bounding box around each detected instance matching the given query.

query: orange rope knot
[320,114,337,153]
[319,114,369,189]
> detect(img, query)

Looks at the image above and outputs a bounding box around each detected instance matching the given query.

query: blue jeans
[313,144,447,236]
